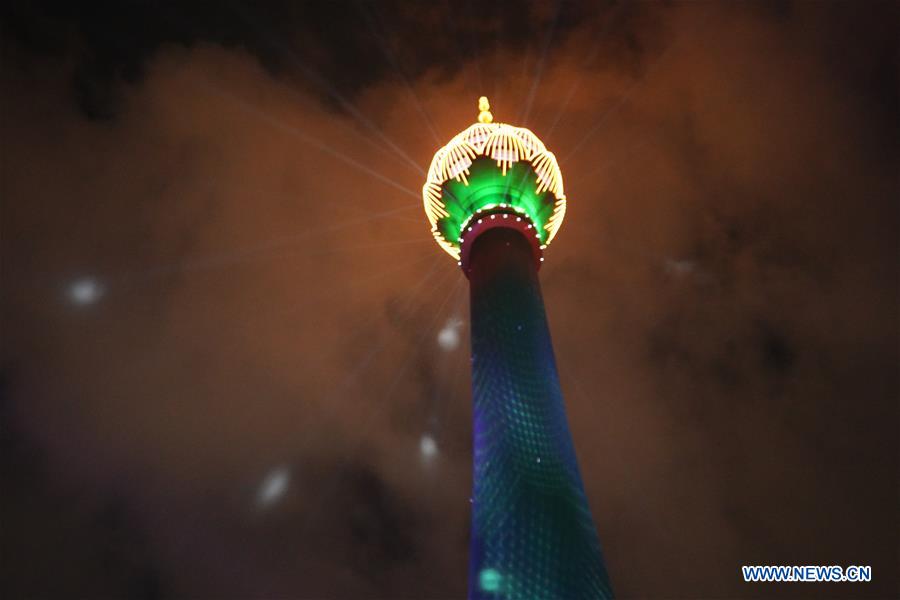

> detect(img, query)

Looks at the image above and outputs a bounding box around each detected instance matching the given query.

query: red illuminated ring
[458,210,543,276]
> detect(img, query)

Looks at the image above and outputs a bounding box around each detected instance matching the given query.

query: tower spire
[478,96,493,124]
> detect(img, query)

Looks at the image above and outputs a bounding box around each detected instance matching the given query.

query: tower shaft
[467,227,613,599]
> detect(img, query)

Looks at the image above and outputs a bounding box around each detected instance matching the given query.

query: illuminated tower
[423,98,613,599]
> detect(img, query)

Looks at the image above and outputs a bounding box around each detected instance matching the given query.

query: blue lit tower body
[422,99,613,599]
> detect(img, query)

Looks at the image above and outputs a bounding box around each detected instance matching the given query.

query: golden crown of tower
[422,97,567,262]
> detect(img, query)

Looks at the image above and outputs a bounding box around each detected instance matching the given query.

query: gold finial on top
[477,96,493,124]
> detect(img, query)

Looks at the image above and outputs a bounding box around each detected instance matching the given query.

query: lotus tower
[422,98,614,599]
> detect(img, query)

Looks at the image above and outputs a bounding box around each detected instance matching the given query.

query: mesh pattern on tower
[467,228,613,600]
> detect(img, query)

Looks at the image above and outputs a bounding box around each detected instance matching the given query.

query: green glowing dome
[422,97,567,262]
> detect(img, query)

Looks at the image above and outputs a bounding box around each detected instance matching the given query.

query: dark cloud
[1,1,898,598]
[0,375,167,599]
[2,0,640,120]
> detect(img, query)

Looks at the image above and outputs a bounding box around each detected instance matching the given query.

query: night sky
[1,1,898,598]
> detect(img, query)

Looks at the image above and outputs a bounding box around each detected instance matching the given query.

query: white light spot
[68,278,104,306]
[437,316,463,351]
[420,434,438,460]
[256,465,290,509]
[437,326,460,351]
